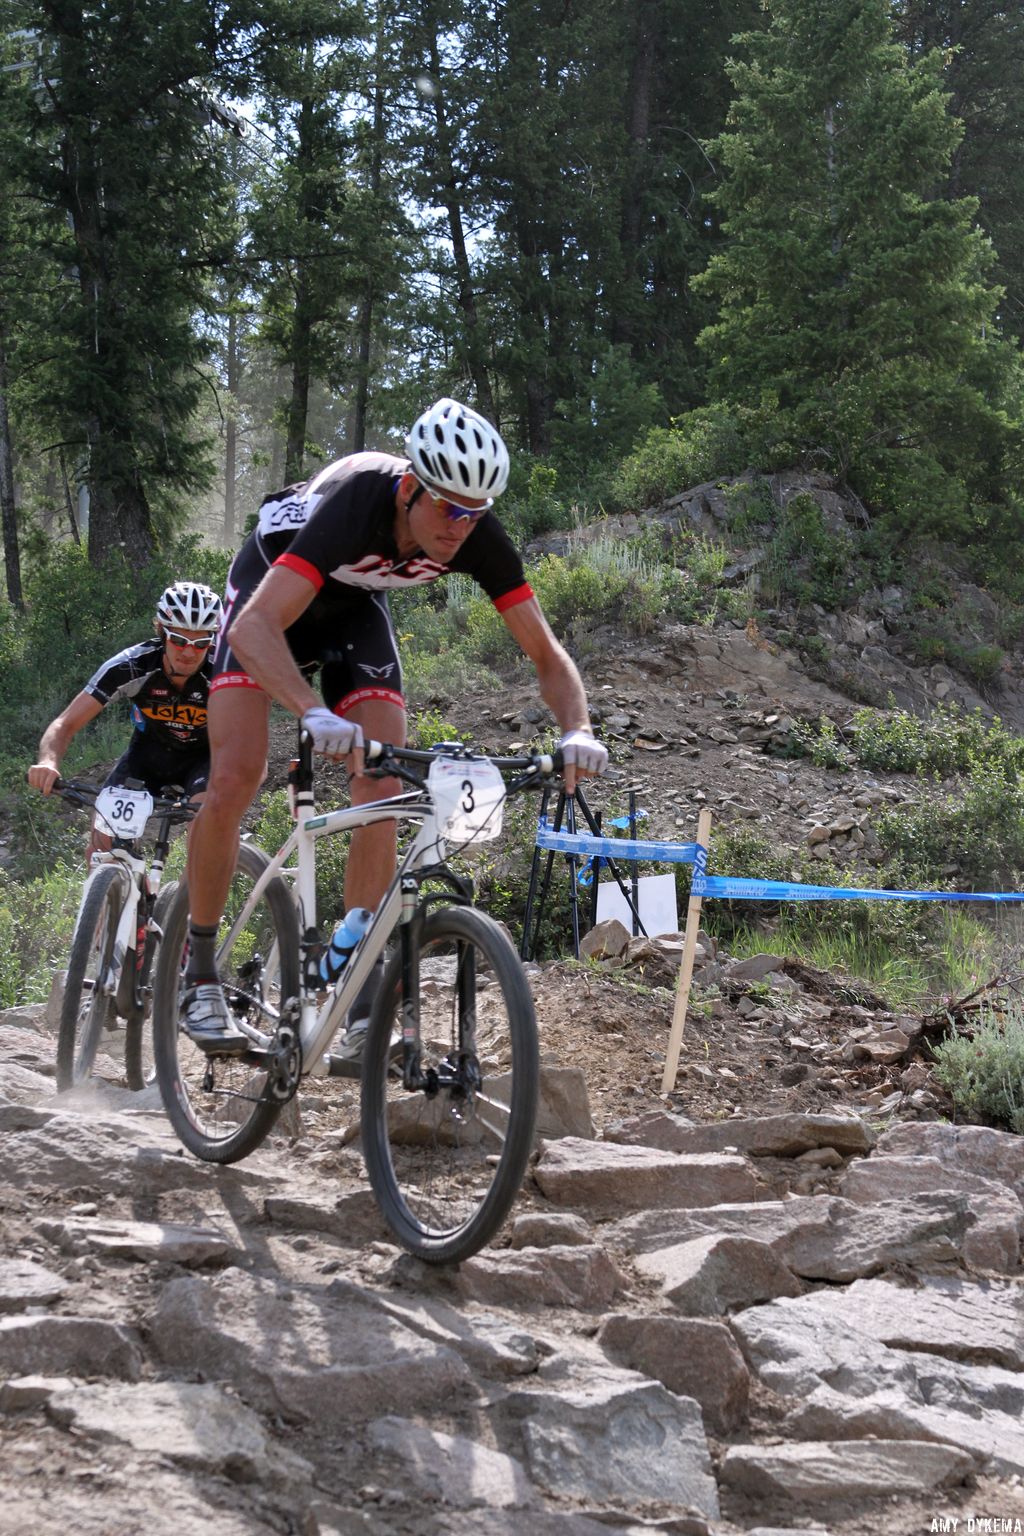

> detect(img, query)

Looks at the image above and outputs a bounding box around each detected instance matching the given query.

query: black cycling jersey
[85,638,211,755]
[213,452,534,711]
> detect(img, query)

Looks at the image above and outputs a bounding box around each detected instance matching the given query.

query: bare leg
[187,689,270,928]
[342,697,406,912]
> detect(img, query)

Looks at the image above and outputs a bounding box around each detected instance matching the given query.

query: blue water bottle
[319,907,372,985]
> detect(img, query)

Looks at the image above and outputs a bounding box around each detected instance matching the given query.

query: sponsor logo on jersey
[138,702,208,732]
[258,489,324,536]
[329,553,448,589]
[358,661,396,679]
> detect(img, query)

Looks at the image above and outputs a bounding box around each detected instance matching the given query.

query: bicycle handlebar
[55,779,198,824]
[362,739,562,777]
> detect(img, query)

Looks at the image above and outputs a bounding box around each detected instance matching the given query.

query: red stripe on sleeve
[274,552,325,592]
[493,583,534,613]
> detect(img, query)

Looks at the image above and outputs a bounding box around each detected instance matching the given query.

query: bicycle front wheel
[57,864,124,1091]
[124,879,178,1092]
[361,905,539,1265]
[152,842,299,1163]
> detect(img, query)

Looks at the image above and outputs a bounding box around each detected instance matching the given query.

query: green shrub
[613,405,751,508]
[876,757,1024,887]
[931,1008,1024,1133]
[790,716,852,771]
[762,494,854,610]
[850,702,1024,780]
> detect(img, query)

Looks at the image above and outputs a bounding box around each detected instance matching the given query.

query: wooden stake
[661,807,712,1095]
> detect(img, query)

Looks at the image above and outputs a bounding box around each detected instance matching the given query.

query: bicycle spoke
[362,907,538,1264]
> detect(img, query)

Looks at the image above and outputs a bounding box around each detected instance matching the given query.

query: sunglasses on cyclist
[165,630,215,650]
[414,478,492,522]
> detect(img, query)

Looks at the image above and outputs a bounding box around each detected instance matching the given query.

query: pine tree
[697,0,1022,534]
[1,0,240,569]
[894,0,1024,343]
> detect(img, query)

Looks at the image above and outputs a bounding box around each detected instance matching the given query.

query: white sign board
[596,872,679,938]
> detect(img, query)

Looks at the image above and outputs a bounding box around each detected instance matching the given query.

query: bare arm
[500,598,596,790]
[228,565,325,717]
[28,691,104,794]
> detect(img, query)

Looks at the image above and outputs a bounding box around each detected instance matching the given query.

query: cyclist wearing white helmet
[182,397,607,1055]
[29,580,223,858]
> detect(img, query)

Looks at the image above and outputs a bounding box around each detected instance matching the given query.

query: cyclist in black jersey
[28,582,223,859]
[183,398,609,1056]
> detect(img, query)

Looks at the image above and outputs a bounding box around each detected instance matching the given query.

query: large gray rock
[454,1245,627,1309]
[838,1153,1023,1273]
[597,1314,749,1433]
[0,1316,142,1380]
[149,1271,471,1427]
[510,1212,594,1248]
[793,1274,1024,1370]
[875,1122,1024,1201]
[720,1439,974,1500]
[0,1062,56,1104]
[263,1190,390,1246]
[327,1278,545,1380]
[533,1137,760,1213]
[732,1289,1024,1475]
[0,1468,278,1536]
[368,1417,534,1508]
[607,1191,971,1280]
[501,1373,719,1517]
[0,1109,250,1195]
[489,1065,596,1141]
[635,1234,802,1313]
[604,1110,873,1158]
[0,1257,67,1313]
[34,1215,236,1268]
[47,1381,307,1484]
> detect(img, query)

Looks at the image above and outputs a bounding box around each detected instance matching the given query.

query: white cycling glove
[558,729,608,778]
[300,707,364,758]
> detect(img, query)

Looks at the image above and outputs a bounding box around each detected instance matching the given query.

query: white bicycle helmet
[406,398,510,506]
[156,581,223,632]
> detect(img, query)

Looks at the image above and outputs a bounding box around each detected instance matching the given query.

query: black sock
[186,923,219,986]
[348,957,384,1029]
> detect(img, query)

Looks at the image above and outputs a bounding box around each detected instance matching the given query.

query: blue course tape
[535,820,699,864]
[534,820,1024,904]
[695,875,1024,903]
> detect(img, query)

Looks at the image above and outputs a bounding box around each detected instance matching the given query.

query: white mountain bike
[152,732,561,1264]
[55,781,196,1092]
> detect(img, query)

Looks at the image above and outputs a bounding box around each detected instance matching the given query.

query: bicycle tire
[124,879,178,1092]
[360,904,539,1265]
[56,864,125,1091]
[152,842,300,1163]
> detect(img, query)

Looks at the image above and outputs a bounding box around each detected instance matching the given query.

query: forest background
[3,0,1024,1026]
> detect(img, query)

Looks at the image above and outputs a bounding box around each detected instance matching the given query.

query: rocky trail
[2,952,1024,1536]
[7,480,1024,1535]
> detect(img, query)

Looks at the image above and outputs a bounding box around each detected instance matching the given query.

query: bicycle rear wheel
[57,864,124,1091]
[152,842,299,1162]
[124,879,178,1092]
[360,905,539,1264]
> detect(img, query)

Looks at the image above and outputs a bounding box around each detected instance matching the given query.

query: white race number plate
[94,785,154,840]
[427,756,504,843]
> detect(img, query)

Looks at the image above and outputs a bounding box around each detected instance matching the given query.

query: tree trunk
[0,322,23,609]
[426,32,496,424]
[284,83,317,484]
[613,0,658,349]
[224,307,238,547]
[59,80,153,570]
[352,10,388,454]
[284,272,312,484]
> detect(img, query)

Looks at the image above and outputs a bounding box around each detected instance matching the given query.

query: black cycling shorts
[211,543,403,715]
[105,736,209,799]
